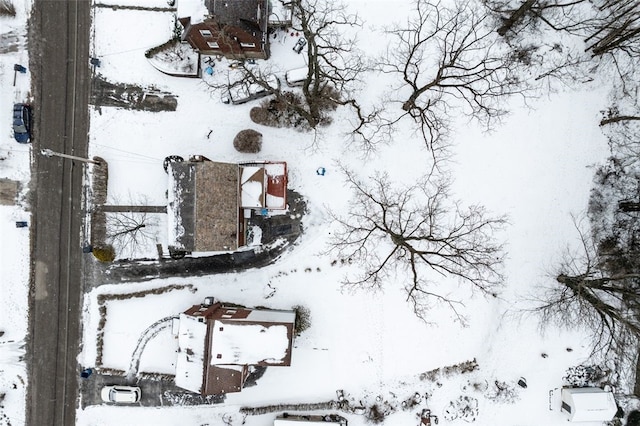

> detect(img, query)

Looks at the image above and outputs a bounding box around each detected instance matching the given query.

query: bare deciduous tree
[601,114,640,126]
[486,0,586,37]
[379,0,527,149]
[487,0,640,59]
[290,0,366,121]
[106,211,156,259]
[206,0,372,133]
[482,0,640,94]
[600,90,640,124]
[597,84,640,164]
[105,196,159,259]
[530,218,640,357]
[329,167,506,321]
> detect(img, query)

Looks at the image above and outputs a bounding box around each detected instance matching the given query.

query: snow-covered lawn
[76,1,616,424]
[0,0,629,425]
[0,1,32,425]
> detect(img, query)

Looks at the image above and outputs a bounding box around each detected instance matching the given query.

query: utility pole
[40,148,102,165]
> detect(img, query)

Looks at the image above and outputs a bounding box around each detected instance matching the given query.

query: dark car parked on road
[12,103,32,143]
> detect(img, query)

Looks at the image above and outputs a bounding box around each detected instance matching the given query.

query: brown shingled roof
[169,160,239,252]
[203,364,248,395]
[194,161,239,251]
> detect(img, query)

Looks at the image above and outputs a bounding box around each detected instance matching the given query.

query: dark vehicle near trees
[12,103,32,143]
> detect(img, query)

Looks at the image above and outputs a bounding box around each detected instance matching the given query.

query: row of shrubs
[89,157,116,262]
[144,37,180,59]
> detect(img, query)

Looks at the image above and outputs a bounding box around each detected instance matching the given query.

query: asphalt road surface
[27,1,91,425]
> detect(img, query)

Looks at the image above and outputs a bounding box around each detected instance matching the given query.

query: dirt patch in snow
[90,76,178,112]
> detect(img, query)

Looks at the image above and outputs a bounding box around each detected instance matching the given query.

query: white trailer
[285,67,309,87]
[560,387,617,422]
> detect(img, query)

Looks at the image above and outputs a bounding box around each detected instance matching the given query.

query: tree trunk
[497,0,538,36]
[636,348,640,396]
[402,95,419,112]
[600,115,640,126]
[110,223,145,238]
[590,26,640,57]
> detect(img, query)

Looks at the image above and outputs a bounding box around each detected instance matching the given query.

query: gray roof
[210,0,266,32]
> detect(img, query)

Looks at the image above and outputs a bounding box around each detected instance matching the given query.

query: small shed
[561,387,617,422]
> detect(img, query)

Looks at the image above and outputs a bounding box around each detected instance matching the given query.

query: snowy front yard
[0,0,32,424]
[2,0,638,425]
[74,0,622,424]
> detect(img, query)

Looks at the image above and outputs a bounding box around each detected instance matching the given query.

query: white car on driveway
[101,385,141,404]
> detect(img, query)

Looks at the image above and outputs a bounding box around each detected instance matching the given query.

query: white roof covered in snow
[561,387,617,422]
[177,0,208,22]
[242,308,296,324]
[175,313,207,393]
[264,162,286,176]
[166,164,185,250]
[240,166,264,208]
[239,162,288,209]
[210,321,289,365]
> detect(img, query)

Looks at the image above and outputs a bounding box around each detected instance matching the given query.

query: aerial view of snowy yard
[2,0,640,425]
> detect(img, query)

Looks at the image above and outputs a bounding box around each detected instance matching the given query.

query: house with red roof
[174,298,296,395]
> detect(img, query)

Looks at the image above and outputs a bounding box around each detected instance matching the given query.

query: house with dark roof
[167,155,287,253]
[179,0,270,59]
[174,298,296,395]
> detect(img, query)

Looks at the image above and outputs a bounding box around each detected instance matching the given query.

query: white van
[274,413,347,425]
[285,67,309,87]
[222,74,280,105]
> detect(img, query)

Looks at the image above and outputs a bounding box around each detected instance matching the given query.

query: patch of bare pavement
[90,76,178,112]
[79,366,269,408]
[78,372,226,408]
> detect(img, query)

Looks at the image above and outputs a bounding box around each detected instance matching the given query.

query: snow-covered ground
[0,0,32,424]
[0,0,627,425]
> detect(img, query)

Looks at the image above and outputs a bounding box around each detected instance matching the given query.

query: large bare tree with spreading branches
[329,167,507,321]
[288,0,366,124]
[530,218,640,358]
[487,0,640,59]
[378,0,527,149]
[206,0,373,133]
[484,0,640,90]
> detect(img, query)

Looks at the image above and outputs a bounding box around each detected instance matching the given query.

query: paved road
[27,1,91,425]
